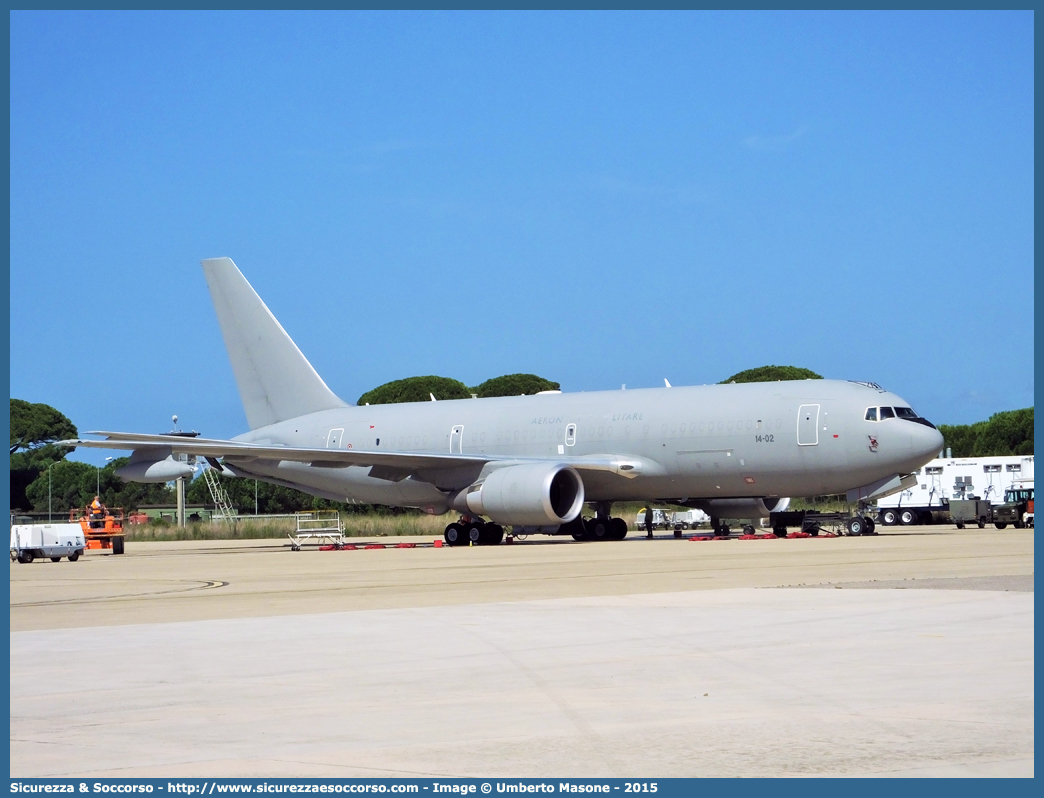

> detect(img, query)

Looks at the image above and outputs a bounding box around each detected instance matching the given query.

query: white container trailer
[671,509,711,529]
[10,523,86,564]
[876,455,1034,526]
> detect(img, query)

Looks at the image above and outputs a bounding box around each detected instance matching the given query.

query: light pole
[97,457,113,497]
[47,460,59,523]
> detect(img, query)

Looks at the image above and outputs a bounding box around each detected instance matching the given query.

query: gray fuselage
[227,379,944,514]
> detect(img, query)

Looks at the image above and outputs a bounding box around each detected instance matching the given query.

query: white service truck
[10,523,86,564]
[633,508,711,529]
[876,455,1034,526]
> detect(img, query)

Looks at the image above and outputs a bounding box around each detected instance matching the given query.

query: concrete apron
[10,587,1033,778]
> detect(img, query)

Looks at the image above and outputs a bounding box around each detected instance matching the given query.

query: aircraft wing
[60,432,652,479]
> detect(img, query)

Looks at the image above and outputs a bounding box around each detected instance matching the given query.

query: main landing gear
[565,502,629,542]
[444,516,505,547]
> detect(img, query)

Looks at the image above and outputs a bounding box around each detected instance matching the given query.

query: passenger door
[797,404,820,446]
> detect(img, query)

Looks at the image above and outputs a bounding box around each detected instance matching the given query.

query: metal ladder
[202,463,238,530]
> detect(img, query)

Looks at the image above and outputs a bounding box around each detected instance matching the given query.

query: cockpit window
[879,406,895,420]
[864,407,878,421]
[894,407,918,420]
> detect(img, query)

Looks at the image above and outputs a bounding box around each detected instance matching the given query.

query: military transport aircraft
[62,258,944,545]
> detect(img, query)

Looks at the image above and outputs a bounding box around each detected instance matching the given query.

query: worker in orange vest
[89,495,107,529]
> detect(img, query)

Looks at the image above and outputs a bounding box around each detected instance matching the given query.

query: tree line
[357,373,559,405]
[938,408,1033,458]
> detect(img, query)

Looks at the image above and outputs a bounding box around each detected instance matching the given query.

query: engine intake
[453,463,585,527]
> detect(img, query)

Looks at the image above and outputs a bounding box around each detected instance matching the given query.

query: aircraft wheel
[994,523,1007,530]
[863,516,876,535]
[899,509,917,526]
[484,524,505,545]
[845,517,864,537]
[586,517,611,541]
[881,509,898,526]
[444,523,465,546]
[609,517,628,540]
[467,523,485,545]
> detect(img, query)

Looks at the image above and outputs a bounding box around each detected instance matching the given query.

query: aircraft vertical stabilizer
[201,258,347,429]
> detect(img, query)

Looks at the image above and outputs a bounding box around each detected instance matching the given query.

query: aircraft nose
[914,422,945,460]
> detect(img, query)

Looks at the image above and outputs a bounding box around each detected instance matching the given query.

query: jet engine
[115,454,195,483]
[452,463,585,527]
[698,497,790,520]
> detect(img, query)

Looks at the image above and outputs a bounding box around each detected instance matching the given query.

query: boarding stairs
[202,463,238,531]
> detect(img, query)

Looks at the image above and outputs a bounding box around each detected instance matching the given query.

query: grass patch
[124,512,450,541]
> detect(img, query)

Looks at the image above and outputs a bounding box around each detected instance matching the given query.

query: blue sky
[10,11,1034,465]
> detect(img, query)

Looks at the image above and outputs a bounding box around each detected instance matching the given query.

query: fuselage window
[865,407,878,422]
[566,424,576,446]
[879,407,895,420]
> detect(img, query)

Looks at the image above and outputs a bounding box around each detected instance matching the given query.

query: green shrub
[721,366,823,384]
[472,374,560,397]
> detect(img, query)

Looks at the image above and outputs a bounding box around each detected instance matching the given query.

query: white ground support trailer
[10,523,86,564]
[633,509,685,529]
[876,455,1034,526]
[671,509,711,529]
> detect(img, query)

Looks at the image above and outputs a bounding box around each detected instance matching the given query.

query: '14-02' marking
[755,435,775,443]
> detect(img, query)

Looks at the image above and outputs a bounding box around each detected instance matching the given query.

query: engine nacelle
[116,456,195,483]
[698,497,790,521]
[452,463,585,527]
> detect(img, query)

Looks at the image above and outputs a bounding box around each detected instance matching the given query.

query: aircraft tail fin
[201,258,347,430]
